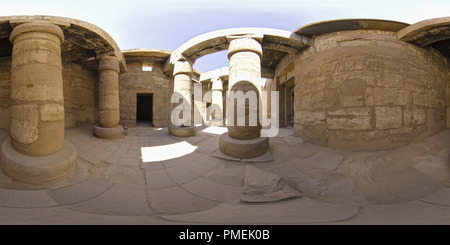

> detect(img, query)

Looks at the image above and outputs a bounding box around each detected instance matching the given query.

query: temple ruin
[0,15,449,186]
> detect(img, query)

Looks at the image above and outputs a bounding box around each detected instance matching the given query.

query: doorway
[136,93,153,126]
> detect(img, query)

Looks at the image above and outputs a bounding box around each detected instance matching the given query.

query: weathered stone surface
[40,103,65,121]
[375,107,402,129]
[227,37,262,141]
[97,55,121,130]
[290,27,446,150]
[360,130,389,141]
[327,117,371,130]
[327,107,371,116]
[295,110,325,125]
[0,138,77,185]
[219,133,269,159]
[10,104,38,144]
[403,108,426,126]
[241,165,302,203]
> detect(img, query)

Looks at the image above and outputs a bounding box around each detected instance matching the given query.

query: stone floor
[0,125,449,225]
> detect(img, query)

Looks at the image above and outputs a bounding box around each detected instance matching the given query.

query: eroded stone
[241,165,302,203]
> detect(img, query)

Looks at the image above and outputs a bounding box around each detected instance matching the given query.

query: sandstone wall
[119,62,173,127]
[0,59,97,130]
[0,57,10,130]
[62,62,97,128]
[292,30,447,150]
[447,61,450,128]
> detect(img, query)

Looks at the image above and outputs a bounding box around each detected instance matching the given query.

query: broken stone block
[241,165,302,203]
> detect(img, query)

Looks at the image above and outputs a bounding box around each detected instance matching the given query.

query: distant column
[169,59,197,137]
[1,21,77,185]
[210,75,224,126]
[219,36,269,159]
[94,55,124,139]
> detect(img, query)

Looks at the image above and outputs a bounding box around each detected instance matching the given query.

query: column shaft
[227,37,263,140]
[210,76,224,126]
[1,21,77,185]
[173,60,193,127]
[169,59,197,136]
[9,22,65,156]
[98,55,120,128]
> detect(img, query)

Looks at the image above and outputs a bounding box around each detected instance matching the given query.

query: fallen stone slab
[241,165,302,203]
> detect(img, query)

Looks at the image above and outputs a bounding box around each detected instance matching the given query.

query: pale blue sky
[1,0,449,71]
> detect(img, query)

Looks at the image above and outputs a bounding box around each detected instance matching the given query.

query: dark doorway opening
[136,93,153,126]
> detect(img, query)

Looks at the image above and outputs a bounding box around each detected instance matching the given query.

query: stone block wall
[119,62,173,128]
[0,57,11,130]
[62,62,97,128]
[292,30,447,150]
[1,59,97,130]
[447,61,450,128]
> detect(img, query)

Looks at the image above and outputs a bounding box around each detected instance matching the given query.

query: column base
[0,138,77,185]
[94,125,124,139]
[169,124,197,137]
[219,132,269,159]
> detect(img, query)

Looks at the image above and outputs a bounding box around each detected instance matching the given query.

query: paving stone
[182,159,215,176]
[161,158,185,168]
[0,189,58,208]
[291,149,344,171]
[118,157,140,166]
[411,155,450,182]
[424,129,450,147]
[203,163,245,187]
[282,135,304,145]
[240,151,273,163]
[241,165,303,203]
[69,184,153,216]
[162,197,359,224]
[196,136,219,154]
[140,161,165,170]
[211,148,240,162]
[421,187,450,206]
[0,206,162,225]
[146,186,219,214]
[196,154,224,168]
[145,169,177,189]
[346,200,450,225]
[182,177,242,203]
[49,178,114,205]
[165,166,198,184]
[274,126,295,138]
[90,165,146,185]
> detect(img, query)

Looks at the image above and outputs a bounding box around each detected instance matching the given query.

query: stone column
[210,75,224,126]
[94,55,124,139]
[219,37,269,158]
[0,21,77,185]
[169,59,196,137]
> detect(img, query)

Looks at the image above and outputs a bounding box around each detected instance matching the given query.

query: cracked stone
[241,165,303,203]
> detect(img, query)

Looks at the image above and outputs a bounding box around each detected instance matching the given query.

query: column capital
[10,21,64,44]
[227,36,263,59]
[173,59,193,77]
[98,55,120,73]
